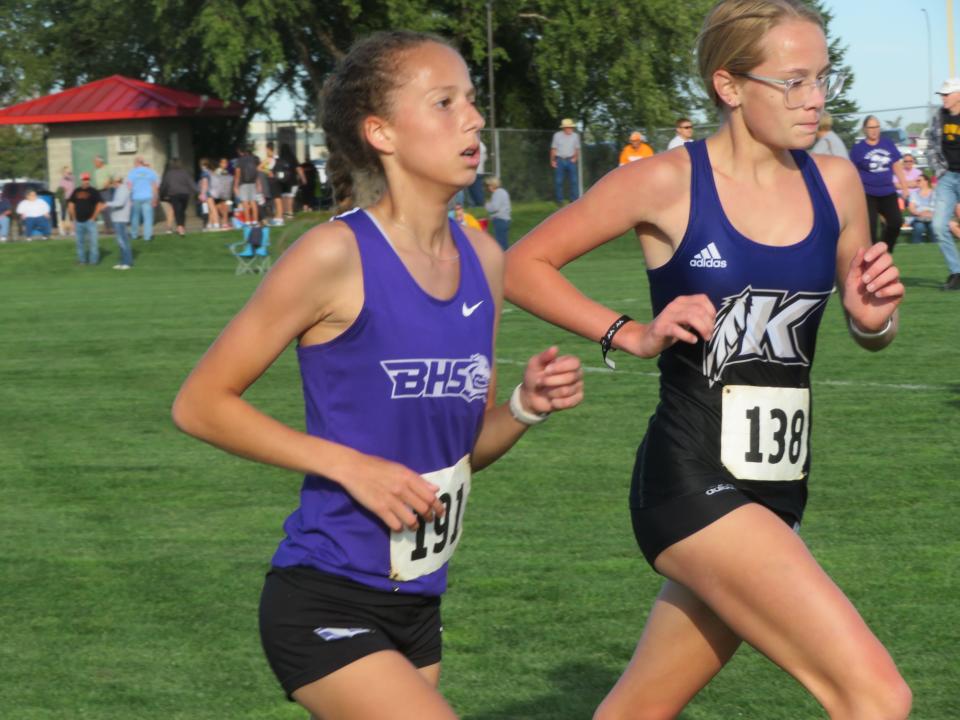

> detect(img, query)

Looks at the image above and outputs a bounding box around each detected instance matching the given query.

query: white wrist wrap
[848,316,893,339]
[509,384,550,426]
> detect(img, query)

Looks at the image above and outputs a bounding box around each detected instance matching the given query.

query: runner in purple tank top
[504,1,909,718]
[173,31,584,720]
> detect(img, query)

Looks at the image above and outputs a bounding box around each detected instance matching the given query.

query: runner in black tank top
[631,138,837,564]
[504,2,910,718]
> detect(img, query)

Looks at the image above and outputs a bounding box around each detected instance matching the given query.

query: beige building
[0,74,242,183]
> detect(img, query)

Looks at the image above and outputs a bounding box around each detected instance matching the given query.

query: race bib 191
[389,454,471,582]
[720,385,809,482]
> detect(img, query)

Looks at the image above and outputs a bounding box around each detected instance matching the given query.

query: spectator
[466,139,488,207]
[484,175,511,249]
[233,146,262,225]
[619,131,654,165]
[107,174,133,269]
[197,158,220,230]
[810,111,848,158]
[908,173,935,244]
[261,142,285,225]
[127,156,159,241]
[67,173,104,263]
[666,117,695,149]
[159,159,198,237]
[17,189,52,240]
[256,167,273,223]
[0,195,11,242]
[57,165,75,198]
[849,115,912,252]
[451,202,481,230]
[56,166,75,236]
[211,158,234,228]
[277,143,300,219]
[927,77,960,290]
[893,153,922,192]
[297,158,319,211]
[550,118,581,204]
[158,164,176,235]
[93,155,115,234]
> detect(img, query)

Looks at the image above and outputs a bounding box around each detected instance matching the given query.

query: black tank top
[631,140,840,518]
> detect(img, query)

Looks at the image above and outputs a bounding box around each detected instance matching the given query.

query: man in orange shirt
[619,131,654,165]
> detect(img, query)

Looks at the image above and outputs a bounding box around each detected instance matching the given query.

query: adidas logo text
[690,242,727,268]
[705,483,736,496]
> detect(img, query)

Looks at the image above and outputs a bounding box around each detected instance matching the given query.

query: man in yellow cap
[550,118,581,204]
[619,131,654,166]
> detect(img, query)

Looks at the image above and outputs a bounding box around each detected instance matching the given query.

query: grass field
[0,205,957,719]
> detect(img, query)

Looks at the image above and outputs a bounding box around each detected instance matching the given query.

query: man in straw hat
[550,118,581,204]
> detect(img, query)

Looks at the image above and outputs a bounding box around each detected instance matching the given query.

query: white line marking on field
[503,298,641,318]
[495,358,951,392]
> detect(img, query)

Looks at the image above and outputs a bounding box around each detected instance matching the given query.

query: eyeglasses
[734,71,846,109]
[679,125,693,129]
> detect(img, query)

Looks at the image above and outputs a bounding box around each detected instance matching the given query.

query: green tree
[0,126,45,180]
[1,0,858,155]
[809,0,859,145]
[516,0,712,140]
[0,0,295,150]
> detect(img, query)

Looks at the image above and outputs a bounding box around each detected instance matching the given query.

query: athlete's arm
[172,221,444,531]
[504,152,716,361]
[461,227,584,471]
[815,155,903,350]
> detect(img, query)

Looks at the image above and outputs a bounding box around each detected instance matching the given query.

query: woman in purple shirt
[849,115,912,252]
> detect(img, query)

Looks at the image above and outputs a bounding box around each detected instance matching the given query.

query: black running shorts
[631,482,801,568]
[259,565,442,699]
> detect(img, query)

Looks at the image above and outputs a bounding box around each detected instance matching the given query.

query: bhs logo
[381,354,490,402]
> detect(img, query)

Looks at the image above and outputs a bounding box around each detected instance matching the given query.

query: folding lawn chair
[228,225,272,275]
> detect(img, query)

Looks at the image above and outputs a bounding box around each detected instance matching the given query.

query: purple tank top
[271,209,494,596]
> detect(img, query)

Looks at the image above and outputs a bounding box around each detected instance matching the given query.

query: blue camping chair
[228,225,272,276]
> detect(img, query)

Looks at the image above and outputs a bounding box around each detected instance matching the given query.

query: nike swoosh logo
[313,627,373,642]
[462,300,483,317]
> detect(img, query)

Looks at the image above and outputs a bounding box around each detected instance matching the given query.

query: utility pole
[949,0,956,77]
[486,1,501,178]
[922,8,933,105]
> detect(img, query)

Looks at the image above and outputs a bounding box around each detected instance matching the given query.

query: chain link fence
[477,107,932,204]
[0,106,934,208]
[478,125,720,203]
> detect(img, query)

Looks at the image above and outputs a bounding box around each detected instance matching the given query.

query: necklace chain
[387,219,459,262]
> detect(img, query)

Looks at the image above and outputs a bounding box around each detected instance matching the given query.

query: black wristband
[600,314,632,369]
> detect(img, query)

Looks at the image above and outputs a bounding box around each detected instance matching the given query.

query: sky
[257,0,956,131]
[826,0,953,130]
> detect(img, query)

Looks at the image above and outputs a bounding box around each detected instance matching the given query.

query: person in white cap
[619,131,654,165]
[926,77,960,290]
[550,118,581,204]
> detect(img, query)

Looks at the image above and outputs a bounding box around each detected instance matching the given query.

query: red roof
[0,75,243,125]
